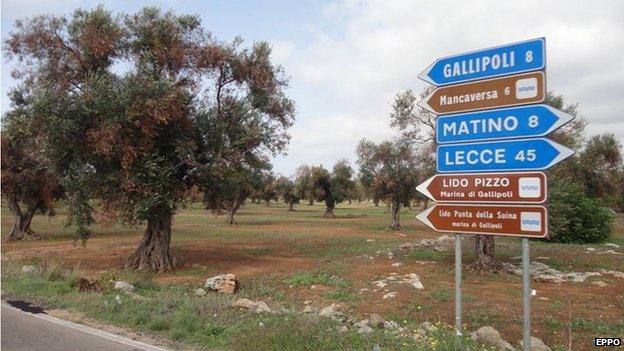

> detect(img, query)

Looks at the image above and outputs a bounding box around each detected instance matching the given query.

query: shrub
[547,181,613,243]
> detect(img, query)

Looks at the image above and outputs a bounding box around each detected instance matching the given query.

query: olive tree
[310,161,354,218]
[274,176,300,211]
[356,139,419,230]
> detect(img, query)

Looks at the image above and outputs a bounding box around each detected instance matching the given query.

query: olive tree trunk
[5,196,40,241]
[468,235,503,273]
[323,200,335,218]
[288,202,295,211]
[225,201,241,225]
[389,201,401,230]
[308,198,314,206]
[126,213,175,272]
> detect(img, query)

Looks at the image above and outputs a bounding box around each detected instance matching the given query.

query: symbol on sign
[518,177,541,198]
[417,72,546,115]
[516,78,538,99]
[520,212,542,232]
[436,105,574,144]
[437,138,574,173]
[418,38,546,86]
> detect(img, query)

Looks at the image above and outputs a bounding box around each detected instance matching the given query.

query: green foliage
[309,161,354,215]
[547,181,613,243]
[274,176,300,208]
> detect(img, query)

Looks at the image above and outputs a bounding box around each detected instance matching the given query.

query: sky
[2,0,624,176]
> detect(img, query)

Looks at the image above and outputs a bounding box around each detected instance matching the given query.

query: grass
[284,271,350,288]
[1,261,481,351]
[324,289,363,302]
[405,250,452,261]
[429,286,452,302]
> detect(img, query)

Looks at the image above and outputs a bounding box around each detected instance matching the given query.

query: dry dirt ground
[2,201,623,350]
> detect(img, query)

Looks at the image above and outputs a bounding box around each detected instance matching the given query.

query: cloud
[271,0,624,174]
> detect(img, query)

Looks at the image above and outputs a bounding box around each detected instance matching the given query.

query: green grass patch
[429,286,452,302]
[284,271,350,288]
[323,289,363,302]
[406,250,451,261]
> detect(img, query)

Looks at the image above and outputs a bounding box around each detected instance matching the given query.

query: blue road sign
[436,104,574,144]
[419,38,545,86]
[437,138,574,173]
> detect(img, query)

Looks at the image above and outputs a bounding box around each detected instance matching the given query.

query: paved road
[1,304,169,351]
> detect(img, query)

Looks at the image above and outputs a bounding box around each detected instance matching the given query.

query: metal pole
[455,234,462,337]
[522,238,531,351]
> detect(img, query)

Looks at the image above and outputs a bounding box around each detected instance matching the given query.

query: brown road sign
[418,71,545,115]
[416,172,547,204]
[416,204,547,238]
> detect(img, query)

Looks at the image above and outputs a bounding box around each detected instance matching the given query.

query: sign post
[416,38,574,351]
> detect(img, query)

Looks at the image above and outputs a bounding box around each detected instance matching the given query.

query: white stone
[391,262,403,267]
[591,281,608,287]
[21,265,39,274]
[382,292,397,299]
[471,326,515,351]
[254,301,272,313]
[357,325,374,334]
[205,274,239,294]
[231,298,257,310]
[519,336,551,351]
[404,273,424,290]
[194,288,207,296]
[605,243,620,248]
[113,281,135,293]
[319,304,338,318]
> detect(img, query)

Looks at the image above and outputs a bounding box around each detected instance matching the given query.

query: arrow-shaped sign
[416,204,548,238]
[437,138,574,173]
[418,72,545,115]
[416,172,547,204]
[436,105,574,144]
[418,38,545,86]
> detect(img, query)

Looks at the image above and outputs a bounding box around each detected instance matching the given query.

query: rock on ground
[194,288,207,296]
[231,298,257,310]
[21,265,39,274]
[303,305,318,314]
[368,313,385,329]
[113,281,135,293]
[204,274,239,294]
[357,325,374,334]
[600,270,624,279]
[519,336,551,351]
[319,303,338,318]
[471,326,516,351]
[230,298,272,313]
[504,262,604,284]
[398,235,455,252]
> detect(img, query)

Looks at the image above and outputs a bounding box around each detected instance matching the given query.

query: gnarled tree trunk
[308,198,314,206]
[468,235,503,273]
[288,202,295,211]
[225,201,240,225]
[422,198,429,210]
[126,213,175,272]
[5,196,40,241]
[389,202,401,230]
[323,200,335,218]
